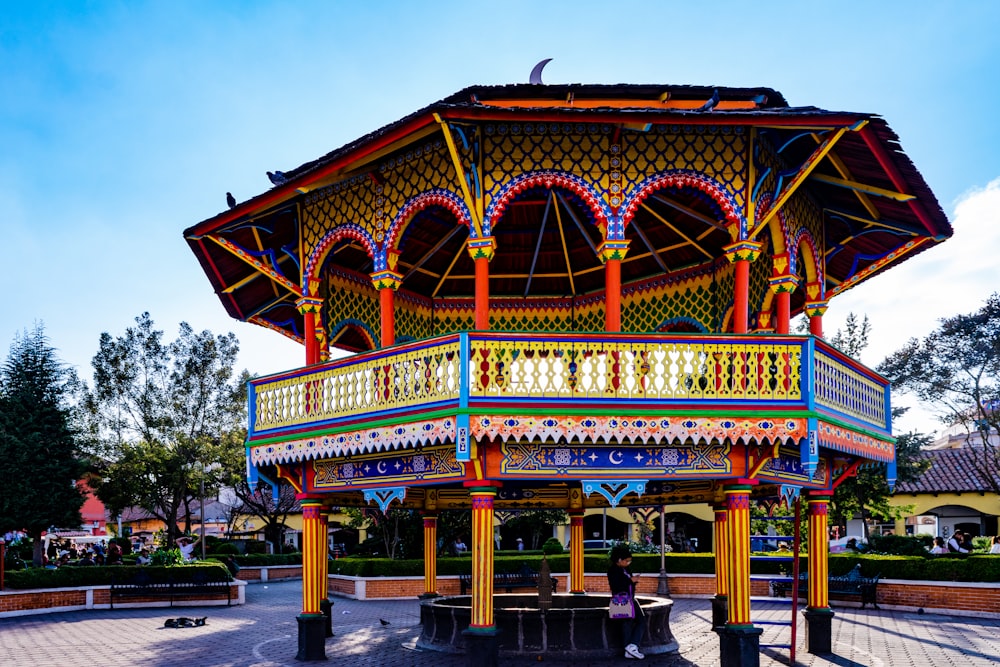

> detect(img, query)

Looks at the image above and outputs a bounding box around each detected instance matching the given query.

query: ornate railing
[248,333,890,438]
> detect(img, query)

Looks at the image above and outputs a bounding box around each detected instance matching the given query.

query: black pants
[619,612,644,648]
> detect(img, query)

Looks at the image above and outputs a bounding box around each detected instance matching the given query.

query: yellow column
[296,499,327,660]
[724,485,753,627]
[569,510,585,594]
[468,486,497,631]
[320,511,330,601]
[714,504,730,597]
[300,501,325,615]
[807,495,831,610]
[421,513,439,598]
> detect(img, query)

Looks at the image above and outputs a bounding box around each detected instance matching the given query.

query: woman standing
[607,545,645,660]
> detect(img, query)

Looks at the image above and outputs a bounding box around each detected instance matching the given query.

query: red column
[598,240,629,333]
[768,275,796,335]
[724,242,763,335]
[805,281,827,338]
[370,270,402,349]
[422,513,438,597]
[714,504,729,598]
[296,297,323,365]
[569,511,585,593]
[467,237,496,331]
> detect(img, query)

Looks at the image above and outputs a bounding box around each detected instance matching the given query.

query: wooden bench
[458,565,558,596]
[771,564,880,609]
[110,568,232,608]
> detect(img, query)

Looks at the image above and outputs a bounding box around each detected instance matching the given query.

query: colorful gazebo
[184,82,950,665]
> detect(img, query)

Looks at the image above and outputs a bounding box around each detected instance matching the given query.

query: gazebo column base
[319,598,334,638]
[711,594,728,629]
[462,627,500,667]
[295,614,327,661]
[804,608,834,654]
[716,624,762,667]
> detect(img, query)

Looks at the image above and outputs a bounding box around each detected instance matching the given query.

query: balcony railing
[248,332,890,440]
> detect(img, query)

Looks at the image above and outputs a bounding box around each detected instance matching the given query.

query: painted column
[598,240,629,333]
[319,510,333,637]
[768,272,797,335]
[296,296,323,365]
[724,241,763,334]
[716,483,761,667]
[464,484,500,666]
[804,493,834,653]
[421,513,439,598]
[371,256,402,348]
[296,499,327,661]
[805,282,827,338]
[569,510,585,594]
[468,237,496,331]
[711,504,730,628]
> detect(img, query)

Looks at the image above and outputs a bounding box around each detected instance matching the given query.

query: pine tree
[0,324,86,565]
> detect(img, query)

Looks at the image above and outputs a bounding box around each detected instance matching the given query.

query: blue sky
[2,1,999,436]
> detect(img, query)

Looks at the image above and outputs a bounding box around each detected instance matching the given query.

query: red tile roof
[895,448,1000,494]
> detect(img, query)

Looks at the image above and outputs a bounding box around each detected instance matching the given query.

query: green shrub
[211,542,240,556]
[541,538,564,555]
[3,562,230,590]
[867,534,932,556]
[232,553,302,567]
[151,548,183,566]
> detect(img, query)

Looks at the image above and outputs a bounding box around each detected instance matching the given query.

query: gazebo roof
[185,83,951,347]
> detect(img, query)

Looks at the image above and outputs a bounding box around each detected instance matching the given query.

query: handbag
[608,592,635,619]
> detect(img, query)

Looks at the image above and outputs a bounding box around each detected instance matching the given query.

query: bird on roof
[696,89,720,112]
[267,170,288,186]
[226,192,236,209]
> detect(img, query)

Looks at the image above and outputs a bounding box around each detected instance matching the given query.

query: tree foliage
[878,293,1000,493]
[81,313,248,547]
[819,314,931,537]
[0,324,86,565]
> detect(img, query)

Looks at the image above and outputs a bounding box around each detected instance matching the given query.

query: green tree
[502,510,569,550]
[815,313,930,538]
[878,293,1000,493]
[831,408,931,539]
[81,313,248,547]
[0,324,87,565]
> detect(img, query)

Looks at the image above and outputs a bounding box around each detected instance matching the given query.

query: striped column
[569,511,585,593]
[714,504,730,597]
[807,495,831,610]
[422,514,438,597]
[300,502,325,616]
[320,511,330,601]
[724,485,753,627]
[468,487,497,631]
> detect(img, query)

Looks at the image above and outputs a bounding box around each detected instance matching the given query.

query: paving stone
[1,581,998,666]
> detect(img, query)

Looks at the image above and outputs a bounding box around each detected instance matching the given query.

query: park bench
[771,564,880,609]
[110,567,232,608]
[459,565,558,596]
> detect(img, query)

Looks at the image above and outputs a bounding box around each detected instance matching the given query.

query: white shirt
[947,537,968,553]
[179,542,196,560]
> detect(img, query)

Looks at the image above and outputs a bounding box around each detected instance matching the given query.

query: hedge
[3,562,231,590]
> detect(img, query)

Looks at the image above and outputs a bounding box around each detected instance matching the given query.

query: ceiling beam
[651,194,727,231]
[809,172,915,202]
[640,202,714,260]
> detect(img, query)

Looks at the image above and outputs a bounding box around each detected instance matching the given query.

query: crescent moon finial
[529,58,553,85]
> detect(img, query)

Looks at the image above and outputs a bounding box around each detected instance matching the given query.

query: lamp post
[200,470,207,561]
[657,504,670,596]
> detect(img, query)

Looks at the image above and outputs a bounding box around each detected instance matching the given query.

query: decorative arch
[619,170,746,241]
[657,316,708,333]
[383,188,473,256]
[304,225,377,296]
[484,170,610,238]
[790,227,822,287]
[328,318,377,352]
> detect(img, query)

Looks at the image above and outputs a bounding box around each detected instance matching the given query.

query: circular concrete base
[417,593,678,658]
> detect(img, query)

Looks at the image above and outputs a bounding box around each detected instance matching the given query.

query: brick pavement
[1,580,998,666]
